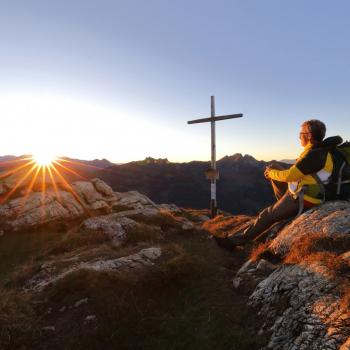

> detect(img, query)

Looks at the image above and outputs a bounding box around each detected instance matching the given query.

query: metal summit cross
[187,96,243,218]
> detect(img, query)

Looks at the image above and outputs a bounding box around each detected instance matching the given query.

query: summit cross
[187,96,243,218]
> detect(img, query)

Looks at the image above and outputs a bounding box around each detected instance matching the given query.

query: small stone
[59,306,66,312]
[237,259,255,275]
[74,298,88,308]
[256,259,277,273]
[42,326,55,332]
[0,230,4,236]
[84,315,97,323]
[182,222,194,230]
[232,277,242,289]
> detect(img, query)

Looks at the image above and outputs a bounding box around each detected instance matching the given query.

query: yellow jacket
[268,144,333,204]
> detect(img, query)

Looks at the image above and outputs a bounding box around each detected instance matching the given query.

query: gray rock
[82,215,137,246]
[158,203,181,212]
[114,191,157,209]
[25,247,162,292]
[74,298,88,308]
[256,259,277,273]
[232,277,242,289]
[0,179,118,232]
[233,201,350,349]
[59,306,66,312]
[84,315,97,323]
[270,201,350,257]
[247,259,349,349]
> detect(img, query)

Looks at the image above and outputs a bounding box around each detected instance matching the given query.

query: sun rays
[0,155,105,216]
[33,153,57,167]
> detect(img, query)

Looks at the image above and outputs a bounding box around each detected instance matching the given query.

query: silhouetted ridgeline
[95,154,285,215]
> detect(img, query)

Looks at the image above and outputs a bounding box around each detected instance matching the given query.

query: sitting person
[215,119,342,249]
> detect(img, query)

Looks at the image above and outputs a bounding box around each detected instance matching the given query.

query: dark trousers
[242,178,300,240]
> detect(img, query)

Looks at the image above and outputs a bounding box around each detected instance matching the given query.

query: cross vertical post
[210,96,217,218]
[187,96,243,218]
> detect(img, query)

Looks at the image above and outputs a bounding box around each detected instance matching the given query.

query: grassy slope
[0,212,267,350]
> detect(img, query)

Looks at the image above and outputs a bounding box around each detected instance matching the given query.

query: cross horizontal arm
[187,113,243,124]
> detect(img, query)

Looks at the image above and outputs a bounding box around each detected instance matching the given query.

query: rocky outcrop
[0,178,174,234]
[229,201,350,350]
[249,263,349,350]
[0,177,199,251]
[82,215,138,246]
[25,247,162,292]
[114,190,157,210]
[0,178,118,232]
[270,201,350,256]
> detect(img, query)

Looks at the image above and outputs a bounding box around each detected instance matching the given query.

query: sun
[32,152,57,167]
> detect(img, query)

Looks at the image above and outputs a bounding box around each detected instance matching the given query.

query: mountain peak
[218,153,258,164]
[143,157,169,164]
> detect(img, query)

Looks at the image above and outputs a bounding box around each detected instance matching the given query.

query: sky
[0,0,349,163]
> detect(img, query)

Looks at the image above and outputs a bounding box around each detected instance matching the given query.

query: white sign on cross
[187,96,243,218]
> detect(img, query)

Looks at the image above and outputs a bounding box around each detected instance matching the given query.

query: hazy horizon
[0,151,295,164]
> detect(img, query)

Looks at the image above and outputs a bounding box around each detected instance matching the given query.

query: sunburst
[0,153,109,219]
[33,154,56,167]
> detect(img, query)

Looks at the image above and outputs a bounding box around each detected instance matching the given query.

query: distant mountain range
[94,154,289,215]
[0,155,113,176]
[0,154,289,215]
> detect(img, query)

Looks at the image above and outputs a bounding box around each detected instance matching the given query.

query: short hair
[302,119,326,142]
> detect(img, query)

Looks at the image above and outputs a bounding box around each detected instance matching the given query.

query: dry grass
[0,288,37,349]
[45,228,110,256]
[202,215,252,237]
[1,224,268,350]
[179,208,211,223]
[284,233,350,263]
[0,209,270,350]
[283,233,350,277]
[250,242,272,262]
[126,223,164,245]
[9,234,263,350]
[6,257,41,289]
[339,285,350,312]
[128,211,182,231]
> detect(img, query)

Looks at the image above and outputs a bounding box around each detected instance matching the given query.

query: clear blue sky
[0,0,349,162]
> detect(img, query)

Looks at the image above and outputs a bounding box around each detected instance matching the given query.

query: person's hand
[264,166,272,180]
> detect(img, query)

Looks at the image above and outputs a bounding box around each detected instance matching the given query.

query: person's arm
[268,165,304,182]
[267,148,328,182]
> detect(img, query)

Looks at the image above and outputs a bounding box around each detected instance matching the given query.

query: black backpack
[325,142,350,201]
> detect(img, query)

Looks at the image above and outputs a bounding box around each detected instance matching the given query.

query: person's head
[299,119,326,147]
